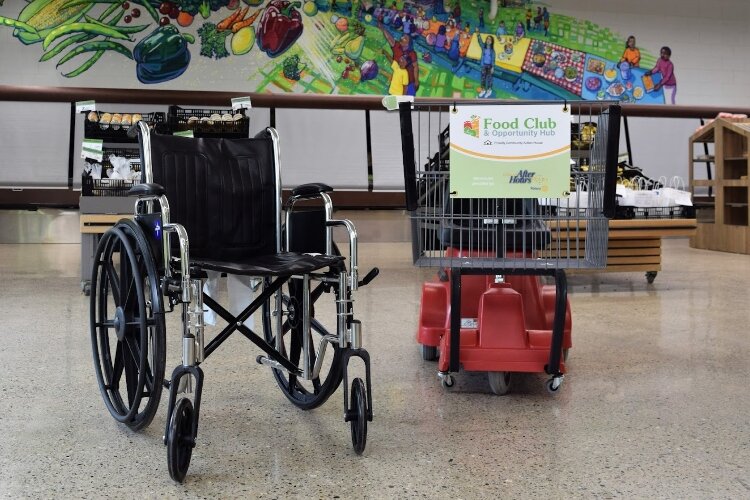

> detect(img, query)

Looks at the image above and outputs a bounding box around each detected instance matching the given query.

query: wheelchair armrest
[291,183,333,199]
[128,183,166,198]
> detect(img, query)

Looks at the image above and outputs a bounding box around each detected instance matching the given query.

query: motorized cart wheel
[349,377,368,455]
[167,397,195,483]
[90,219,166,431]
[546,376,563,394]
[488,371,512,395]
[440,373,455,389]
[262,277,344,410]
[420,345,438,361]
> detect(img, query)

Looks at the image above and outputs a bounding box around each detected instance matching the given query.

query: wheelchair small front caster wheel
[646,271,657,284]
[439,373,454,389]
[167,398,195,483]
[349,378,367,455]
[546,376,563,394]
[488,371,511,395]
[420,344,438,361]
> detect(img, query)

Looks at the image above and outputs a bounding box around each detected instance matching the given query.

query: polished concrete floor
[1,211,749,498]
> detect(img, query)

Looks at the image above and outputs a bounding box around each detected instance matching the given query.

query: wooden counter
[548,218,697,282]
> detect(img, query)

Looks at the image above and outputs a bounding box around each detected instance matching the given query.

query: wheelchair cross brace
[200,276,301,375]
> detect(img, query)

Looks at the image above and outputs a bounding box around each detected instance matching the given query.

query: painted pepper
[133,25,191,84]
[256,0,303,58]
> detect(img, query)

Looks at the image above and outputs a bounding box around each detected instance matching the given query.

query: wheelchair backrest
[140,132,280,262]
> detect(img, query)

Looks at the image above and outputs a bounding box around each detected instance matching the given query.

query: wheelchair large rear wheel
[262,276,344,410]
[90,219,166,431]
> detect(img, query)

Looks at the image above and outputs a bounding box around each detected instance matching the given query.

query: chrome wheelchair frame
[89,121,376,482]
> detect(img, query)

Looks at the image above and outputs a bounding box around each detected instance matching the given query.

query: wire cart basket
[398,100,621,391]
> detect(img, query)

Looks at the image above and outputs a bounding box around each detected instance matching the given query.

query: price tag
[76,100,96,113]
[231,96,252,111]
[81,138,103,161]
[381,95,414,111]
[174,130,194,138]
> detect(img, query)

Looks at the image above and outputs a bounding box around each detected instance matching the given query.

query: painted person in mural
[379,21,419,96]
[477,34,496,98]
[619,35,641,68]
[388,55,410,95]
[646,46,677,104]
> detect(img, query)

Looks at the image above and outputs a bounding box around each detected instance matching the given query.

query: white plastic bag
[654,176,692,207]
[202,271,260,328]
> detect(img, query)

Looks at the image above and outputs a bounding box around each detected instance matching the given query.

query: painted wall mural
[0,0,677,103]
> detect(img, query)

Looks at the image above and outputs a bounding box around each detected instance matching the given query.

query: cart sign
[449,104,571,198]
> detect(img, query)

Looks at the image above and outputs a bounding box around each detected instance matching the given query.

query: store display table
[79,196,133,295]
[548,218,697,282]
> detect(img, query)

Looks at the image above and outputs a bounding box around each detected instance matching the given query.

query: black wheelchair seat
[191,252,344,276]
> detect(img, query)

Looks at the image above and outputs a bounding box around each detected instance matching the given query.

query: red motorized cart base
[417,249,572,394]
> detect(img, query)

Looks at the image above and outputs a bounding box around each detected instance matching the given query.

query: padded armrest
[291,183,333,198]
[128,183,166,198]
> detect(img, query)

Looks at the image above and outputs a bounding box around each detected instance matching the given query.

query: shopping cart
[398,100,621,393]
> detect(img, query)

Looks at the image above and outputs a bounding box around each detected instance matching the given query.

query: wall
[1,0,749,189]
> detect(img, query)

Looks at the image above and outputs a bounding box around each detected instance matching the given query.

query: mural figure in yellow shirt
[619,35,641,67]
[389,56,410,95]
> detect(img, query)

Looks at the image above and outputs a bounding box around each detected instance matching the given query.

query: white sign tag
[231,96,252,111]
[381,95,414,111]
[81,138,103,161]
[76,100,96,113]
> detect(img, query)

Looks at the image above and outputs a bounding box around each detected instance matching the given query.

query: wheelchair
[89,121,377,482]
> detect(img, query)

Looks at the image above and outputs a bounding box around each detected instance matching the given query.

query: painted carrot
[231,9,261,33]
[217,6,247,31]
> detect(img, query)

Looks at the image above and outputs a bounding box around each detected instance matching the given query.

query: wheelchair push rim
[262,277,344,410]
[90,219,166,430]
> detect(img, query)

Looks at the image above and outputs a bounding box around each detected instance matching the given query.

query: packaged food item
[87,111,99,122]
[642,74,655,92]
[99,112,112,129]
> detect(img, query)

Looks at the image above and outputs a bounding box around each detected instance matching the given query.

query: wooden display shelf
[689,118,750,253]
[549,218,696,278]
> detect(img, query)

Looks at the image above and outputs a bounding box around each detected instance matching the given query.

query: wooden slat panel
[608,228,697,238]
[547,219,697,230]
[80,214,131,234]
[570,264,661,274]
[608,247,661,256]
[549,239,663,250]
[541,247,661,258]
[606,256,662,265]
[607,239,661,248]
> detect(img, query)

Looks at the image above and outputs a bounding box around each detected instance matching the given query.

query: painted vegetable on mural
[0,0,673,102]
[134,25,192,83]
[256,0,302,57]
